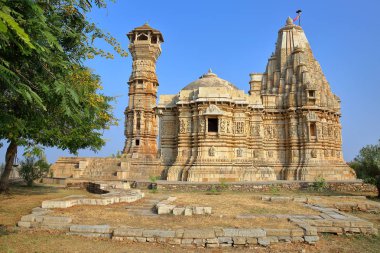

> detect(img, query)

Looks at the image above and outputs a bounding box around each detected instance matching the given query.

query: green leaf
[0,10,35,50]
[0,19,7,33]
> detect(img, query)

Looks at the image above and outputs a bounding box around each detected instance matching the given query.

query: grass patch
[0,182,96,227]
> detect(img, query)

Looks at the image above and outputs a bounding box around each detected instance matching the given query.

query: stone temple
[51,18,356,182]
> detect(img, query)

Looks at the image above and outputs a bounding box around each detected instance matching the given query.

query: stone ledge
[41,189,143,209]
[155,196,212,216]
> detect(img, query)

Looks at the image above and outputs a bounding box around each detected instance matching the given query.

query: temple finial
[286,17,293,26]
[208,68,212,73]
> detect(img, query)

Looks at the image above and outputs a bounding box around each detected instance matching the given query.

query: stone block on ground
[113,227,144,237]
[184,207,193,216]
[265,229,291,236]
[142,229,175,238]
[70,224,111,234]
[258,237,270,247]
[67,232,112,238]
[223,228,266,238]
[304,235,319,244]
[173,207,185,216]
[42,216,72,224]
[17,221,32,228]
[182,229,215,239]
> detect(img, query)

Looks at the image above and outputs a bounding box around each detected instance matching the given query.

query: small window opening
[151,36,158,44]
[136,115,141,130]
[137,33,148,41]
[308,90,315,98]
[310,123,316,137]
[208,118,218,132]
[138,80,143,84]
[135,139,140,146]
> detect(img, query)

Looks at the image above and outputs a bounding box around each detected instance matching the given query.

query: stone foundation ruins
[17,182,378,248]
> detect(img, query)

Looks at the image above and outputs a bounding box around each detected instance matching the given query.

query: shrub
[219,179,228,191]
[18,157,50,187]
[149,175,160,183]
[269,184,280,194]
[312,176,327,192]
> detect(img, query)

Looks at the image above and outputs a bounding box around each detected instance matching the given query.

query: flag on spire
[293,10,302,25]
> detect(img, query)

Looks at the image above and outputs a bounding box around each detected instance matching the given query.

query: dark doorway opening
[310,123,316,137]
[208,118,218,132]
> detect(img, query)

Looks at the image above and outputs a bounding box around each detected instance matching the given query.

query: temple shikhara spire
[51,18,356,182]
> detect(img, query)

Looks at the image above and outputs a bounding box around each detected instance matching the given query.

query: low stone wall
[42,187,143,209]
[156,180,377,194]
[112,226,318,247]
[256,195,380,214]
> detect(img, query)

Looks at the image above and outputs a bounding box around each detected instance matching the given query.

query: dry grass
[0,183,96,227]
[165,191,319,216]
[307,196,380,207]
[52,202,296,229]
[51,191,319,229]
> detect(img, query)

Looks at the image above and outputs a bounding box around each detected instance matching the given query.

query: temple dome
[182,69,239,91]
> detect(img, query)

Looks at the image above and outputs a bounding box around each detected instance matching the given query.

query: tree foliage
[0,0,127,192]
[18,156,50,187]
[349,139,380,197]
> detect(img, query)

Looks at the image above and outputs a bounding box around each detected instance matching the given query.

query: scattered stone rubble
[155,196,212,216]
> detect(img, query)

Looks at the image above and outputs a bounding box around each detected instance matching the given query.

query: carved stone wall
[158,18,355,182]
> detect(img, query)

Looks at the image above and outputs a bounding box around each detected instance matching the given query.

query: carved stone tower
[123,23,164,158]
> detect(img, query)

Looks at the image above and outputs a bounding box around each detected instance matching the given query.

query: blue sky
[1,0,380,163]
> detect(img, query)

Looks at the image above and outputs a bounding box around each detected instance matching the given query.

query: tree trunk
[0,140,18,193]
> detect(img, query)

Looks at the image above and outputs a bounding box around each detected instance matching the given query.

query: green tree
[19,156,50,187]
[0,0,127,193]
[349,139,380,197]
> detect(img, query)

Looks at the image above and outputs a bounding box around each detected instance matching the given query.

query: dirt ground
[1,183,380,253]
[51,191,318,229]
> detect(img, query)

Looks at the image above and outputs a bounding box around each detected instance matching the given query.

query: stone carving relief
[250,123,261,137]
[324,149,329,157]
[317,125,322,137]
[219,119,226,133]
[226,120,231,133]
[204,104,224,115]
[267,150,274,158]
[209,146,215,157]
[311,149,317,158]
[179,119,186,133]
[236,148,243,157]
[252,149,259,158]
[179,119,191,133]
[199,118,205,133]
[306,111,318,121]
[234,122,245,134]
[289,125,297,138]
[322,125,328,138]
[265,125,278,139]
